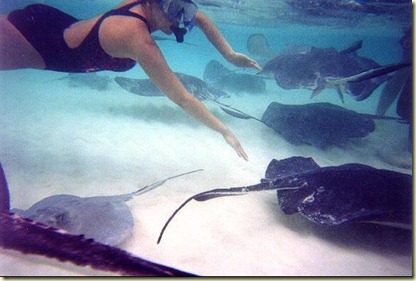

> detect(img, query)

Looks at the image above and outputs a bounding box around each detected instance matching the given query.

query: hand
[228,52,262,71]
[223,130,248,161]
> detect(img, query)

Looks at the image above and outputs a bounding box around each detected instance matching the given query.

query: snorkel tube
[170,25,188,43]
[161,0,198,43]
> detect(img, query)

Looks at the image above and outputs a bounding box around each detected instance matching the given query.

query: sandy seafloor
[0,21,412,276]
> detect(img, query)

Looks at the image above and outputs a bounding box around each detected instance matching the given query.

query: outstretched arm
[124,21,248,161]
[194,11,261,71]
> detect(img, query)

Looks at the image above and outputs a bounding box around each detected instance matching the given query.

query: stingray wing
[70,200,134,246]
[114,76,163,97]
[276,164,412,228]
[13,194,134,246]
[264,156,320,180]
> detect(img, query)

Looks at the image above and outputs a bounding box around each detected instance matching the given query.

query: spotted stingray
[157,156,412,243]
[114,72,229,101]
[203,60,266,94]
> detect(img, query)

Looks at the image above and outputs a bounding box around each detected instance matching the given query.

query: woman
[0,0,262,161]
[375,28,412,118]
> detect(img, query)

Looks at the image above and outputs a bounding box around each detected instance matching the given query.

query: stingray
[203,60,266,93]
[51,72,112,91]
[260,102,377,148]
[157,156,412,243]
[0,162,196,276]
[10,169,201,246]
[114,72,229,101]
[248,34,411,102]
[212,100,403,149]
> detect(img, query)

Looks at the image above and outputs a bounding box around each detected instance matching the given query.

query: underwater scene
[0,0,413,276]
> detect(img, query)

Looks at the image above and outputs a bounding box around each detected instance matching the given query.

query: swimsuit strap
[94,0,150,33]
[74,0,151,72]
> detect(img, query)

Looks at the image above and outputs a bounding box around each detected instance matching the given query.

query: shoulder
[193,11,215,31]
[100,15,156,59]
[194,11,209,25]
[101,14,152,46]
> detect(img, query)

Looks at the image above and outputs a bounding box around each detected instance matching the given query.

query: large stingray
[261,102,377,148]
[114,72,229,101]
[157,156,412,243]
[0,162,196,276]
[248,34,411,102]
[203,60,266,93]
[10,169,201,246]
[215,101,403,149]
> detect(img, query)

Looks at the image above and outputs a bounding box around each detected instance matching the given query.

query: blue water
[0,0,412,276]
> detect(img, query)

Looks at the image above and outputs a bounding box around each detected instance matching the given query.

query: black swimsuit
[8,1,150,73]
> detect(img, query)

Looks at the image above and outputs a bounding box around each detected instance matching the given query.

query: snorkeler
[0,0,262,161]
[375,28,412,118]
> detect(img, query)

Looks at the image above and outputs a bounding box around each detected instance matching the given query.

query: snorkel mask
[161,0,198,43]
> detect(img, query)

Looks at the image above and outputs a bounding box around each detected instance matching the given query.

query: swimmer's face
[157,1,197,38]
[159,13,180,34]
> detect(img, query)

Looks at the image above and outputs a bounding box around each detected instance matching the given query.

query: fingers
[224,132,249,161]
[236,143,249,161]
[231,141,248,161]
[234,53,262,71]
[249,60,262,71]
[242,55,261,70]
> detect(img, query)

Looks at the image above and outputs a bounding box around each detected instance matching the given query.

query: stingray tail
[324,63,411,91]
[124,169,203,200]
[360,113,406,122]
[157,182,280,244]
[198,91,268,125]
[156,187,252,244]
[220,106,266,124]
[315,63,410,103]
[157,195,196,244]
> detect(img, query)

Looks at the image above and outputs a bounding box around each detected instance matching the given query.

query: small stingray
[248,34,410,102]
[203,60,266,93]
[212,100,403,149]
[247,34,277,60]
[157,156,412,243]
[11,169,202,246]
[114,72,229,101]
[51,72,112,91]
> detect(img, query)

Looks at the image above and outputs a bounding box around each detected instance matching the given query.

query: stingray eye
[54,213,69,225]
[189,85,197,93]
